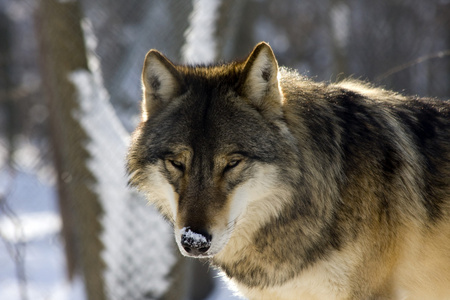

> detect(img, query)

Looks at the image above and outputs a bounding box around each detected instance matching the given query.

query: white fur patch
[141,165,177,220]
[228,164,282,226]
[212,164,291,259]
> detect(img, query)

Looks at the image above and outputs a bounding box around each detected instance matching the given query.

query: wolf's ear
[141,50,184,121]
[238,42,282,110]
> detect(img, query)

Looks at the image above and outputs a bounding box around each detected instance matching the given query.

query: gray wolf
[127,42,450,299]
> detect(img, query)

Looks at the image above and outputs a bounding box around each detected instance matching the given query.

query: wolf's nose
[180,228,212,256]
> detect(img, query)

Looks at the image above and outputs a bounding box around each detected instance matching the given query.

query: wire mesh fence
[0,0,449,299]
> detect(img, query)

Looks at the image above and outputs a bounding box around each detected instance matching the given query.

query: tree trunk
[0,11,16,164]
[35,1,105,299]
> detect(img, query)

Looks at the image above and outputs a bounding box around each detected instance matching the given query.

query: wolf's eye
[225,159,241,171]
[169,159,184,171]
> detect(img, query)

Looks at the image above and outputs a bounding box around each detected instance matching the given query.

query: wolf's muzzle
[180,227,212,256]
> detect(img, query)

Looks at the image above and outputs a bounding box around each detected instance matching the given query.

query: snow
[331,2,350,50]
[182,0,221,64]
[0,212,60,243]
[181,227,211,248]
[80,19,102,77]
[0,161,85,300]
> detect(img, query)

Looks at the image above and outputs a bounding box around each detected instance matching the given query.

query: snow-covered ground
[0,145,85,300]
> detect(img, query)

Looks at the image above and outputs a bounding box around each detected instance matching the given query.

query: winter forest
[0,0,449,299]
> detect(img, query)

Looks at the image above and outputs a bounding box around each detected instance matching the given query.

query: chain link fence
[1,0,449,299]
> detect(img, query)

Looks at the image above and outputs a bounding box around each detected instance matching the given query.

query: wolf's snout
[180,227,212,256]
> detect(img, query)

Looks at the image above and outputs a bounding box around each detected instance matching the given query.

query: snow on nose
[180,227,212,256]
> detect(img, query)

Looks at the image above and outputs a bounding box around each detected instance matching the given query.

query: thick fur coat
[127,42,450,299]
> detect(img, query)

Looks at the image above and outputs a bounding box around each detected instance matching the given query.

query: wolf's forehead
[146,99,278,163]
[157,99,250,149]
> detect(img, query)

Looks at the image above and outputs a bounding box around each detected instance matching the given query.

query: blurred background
[0,0,449,299]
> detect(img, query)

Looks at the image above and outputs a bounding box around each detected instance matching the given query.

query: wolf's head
[127,43,297,258]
